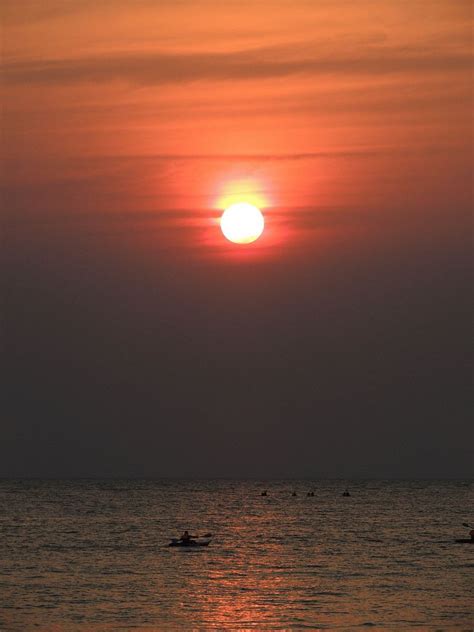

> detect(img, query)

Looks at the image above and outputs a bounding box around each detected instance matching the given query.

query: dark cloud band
[3,44,471,86]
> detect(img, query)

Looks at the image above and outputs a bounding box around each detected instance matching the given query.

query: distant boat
[342,489,351,497]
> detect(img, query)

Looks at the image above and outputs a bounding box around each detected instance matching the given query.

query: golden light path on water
[1,479,472,630]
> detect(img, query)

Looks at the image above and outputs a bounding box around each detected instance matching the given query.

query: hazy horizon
[1,476,472,481]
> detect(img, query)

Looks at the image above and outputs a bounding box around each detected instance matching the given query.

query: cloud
[3,43,471,86]
[101,149,386,162]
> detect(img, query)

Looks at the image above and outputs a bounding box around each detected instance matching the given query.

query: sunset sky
[2,0,472,477]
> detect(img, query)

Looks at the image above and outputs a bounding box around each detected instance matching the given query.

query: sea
[0,479,472,631]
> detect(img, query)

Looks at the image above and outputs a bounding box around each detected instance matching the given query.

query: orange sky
[1,1,473,480]
[2,0,472,260]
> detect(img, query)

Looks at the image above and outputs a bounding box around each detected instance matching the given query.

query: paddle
[186,533,213,539]
[462,522,471,528]
[170,532,212,541]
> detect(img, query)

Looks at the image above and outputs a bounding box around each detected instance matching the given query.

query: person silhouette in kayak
[180,530,193,543]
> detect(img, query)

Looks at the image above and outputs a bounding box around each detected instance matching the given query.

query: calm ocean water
[0,479,472,630]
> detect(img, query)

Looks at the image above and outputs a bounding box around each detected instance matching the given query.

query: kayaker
[180,530,193,543]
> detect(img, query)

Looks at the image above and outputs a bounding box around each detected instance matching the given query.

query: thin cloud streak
[101,150,387,161]
[3,44,471,86]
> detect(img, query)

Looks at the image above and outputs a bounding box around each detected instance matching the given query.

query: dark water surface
[0,479,472,630]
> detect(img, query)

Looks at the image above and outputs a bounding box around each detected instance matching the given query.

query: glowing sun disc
[220,202,265,244]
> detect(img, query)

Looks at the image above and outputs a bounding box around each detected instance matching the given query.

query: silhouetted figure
[342,488,351,497]
[307,491,314,497]
[292,491,297,496]
[261,490,268,496]
[180,530,194,543]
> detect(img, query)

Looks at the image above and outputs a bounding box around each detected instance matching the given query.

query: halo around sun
[220,202,265,244]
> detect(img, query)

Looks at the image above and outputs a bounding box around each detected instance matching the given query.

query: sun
[220,202,265,244]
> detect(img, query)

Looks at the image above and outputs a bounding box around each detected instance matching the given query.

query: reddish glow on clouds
[1,0,471,264]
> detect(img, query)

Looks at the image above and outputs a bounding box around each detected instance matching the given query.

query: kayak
[169,537,212,548]
[454,538,474,544]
